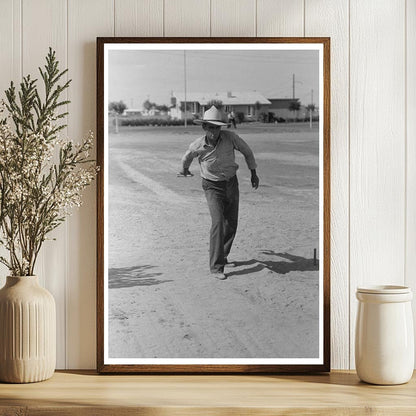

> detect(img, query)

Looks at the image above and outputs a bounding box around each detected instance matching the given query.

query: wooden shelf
[0,370,415,415]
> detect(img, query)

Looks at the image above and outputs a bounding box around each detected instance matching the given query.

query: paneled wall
[0,0,414,370]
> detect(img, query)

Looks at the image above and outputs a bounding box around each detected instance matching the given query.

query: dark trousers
[202,176,239,273]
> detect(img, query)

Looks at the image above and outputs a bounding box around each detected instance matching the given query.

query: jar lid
[357,285,411,294]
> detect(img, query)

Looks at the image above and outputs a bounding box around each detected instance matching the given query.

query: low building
[267,98,301,120]
[122,109,143,117]
[170,91,271,121]
[267,98,319,122]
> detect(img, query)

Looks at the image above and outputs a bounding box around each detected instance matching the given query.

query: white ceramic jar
[355,285,414,385]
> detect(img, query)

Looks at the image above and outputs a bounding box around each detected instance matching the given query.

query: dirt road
[107,124,320,360]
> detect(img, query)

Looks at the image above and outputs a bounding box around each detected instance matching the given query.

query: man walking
[227,110,237,128]
[179,106,259,280]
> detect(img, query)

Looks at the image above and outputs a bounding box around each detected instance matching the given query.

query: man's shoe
[212,272,227,280]
[224,258,236,268]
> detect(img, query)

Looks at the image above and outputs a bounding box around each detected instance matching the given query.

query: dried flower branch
[0,48,97,276]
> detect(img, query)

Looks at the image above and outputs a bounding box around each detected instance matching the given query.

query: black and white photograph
[97,38,330,372]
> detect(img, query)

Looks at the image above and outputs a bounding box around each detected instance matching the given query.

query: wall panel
[305,0,350,369]
[0,0,414,370]
[0,0,13,103]
[22,0,68,369]
[67,0,114,370]
[406,0,416,364]
[115,0,163,36]
[211,0,256,37]
[349,0,406,368]
[165,0,210,37]
[0,0,21,286]
[0,0,21,101]
[257,0,303,37]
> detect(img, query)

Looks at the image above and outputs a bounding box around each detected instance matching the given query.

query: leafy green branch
[0,48,96,276]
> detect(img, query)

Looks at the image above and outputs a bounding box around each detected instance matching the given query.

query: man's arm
[250,169,259,189]
[232,134,259,189]
[178,148,196,176]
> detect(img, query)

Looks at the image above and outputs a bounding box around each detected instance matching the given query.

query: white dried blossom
[0,49,98,276]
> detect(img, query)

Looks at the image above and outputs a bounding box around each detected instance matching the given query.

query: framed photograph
[97,37,330,373]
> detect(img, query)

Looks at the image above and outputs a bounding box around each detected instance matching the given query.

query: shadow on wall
[108,265,173,289]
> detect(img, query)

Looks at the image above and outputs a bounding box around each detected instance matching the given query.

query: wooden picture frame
[97,37,330,373]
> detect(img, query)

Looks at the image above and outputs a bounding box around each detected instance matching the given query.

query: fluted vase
[0,276,56,383]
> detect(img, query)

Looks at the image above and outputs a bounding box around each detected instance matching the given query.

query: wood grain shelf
[0,370,415,415]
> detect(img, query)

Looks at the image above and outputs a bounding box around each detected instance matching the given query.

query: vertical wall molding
[257,0,303,37]
[303,0,306,36]
[67,0,114,369]
[165,0,210,37]
[0,1,22,286]
[0,0,21,103]
[348,0,351,368]
[211,0,256,37]
[349,0,406,368]
[305,0,350,370]
[163,0,165,37]
[115,0,163,37]
[21,0,68,369]
[405,0,416,364]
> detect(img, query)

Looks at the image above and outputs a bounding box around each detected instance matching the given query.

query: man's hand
[251,172,259,189]
[251,174,259,189]
[177,167,194,177]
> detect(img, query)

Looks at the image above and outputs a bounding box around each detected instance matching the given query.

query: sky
[108,48,320,110]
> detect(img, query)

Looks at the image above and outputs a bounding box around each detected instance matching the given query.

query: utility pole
[309,89,314,129]
[292,74,295,99]
[184,50,187,128]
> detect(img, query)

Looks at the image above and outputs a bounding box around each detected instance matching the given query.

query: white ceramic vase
[0,276,56,383]
[355,285,414,385]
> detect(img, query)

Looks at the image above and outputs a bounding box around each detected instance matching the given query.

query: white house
[170,91,271,120]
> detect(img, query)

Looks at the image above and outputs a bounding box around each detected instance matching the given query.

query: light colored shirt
[181,130,257,181]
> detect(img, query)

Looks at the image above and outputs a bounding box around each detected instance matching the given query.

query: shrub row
[119,118,195,127]
[117,116,319,127]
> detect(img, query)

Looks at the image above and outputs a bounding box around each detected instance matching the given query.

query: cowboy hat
[194,106,229,127]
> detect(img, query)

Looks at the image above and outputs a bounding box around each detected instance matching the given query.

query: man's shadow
[226,250,319,277]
